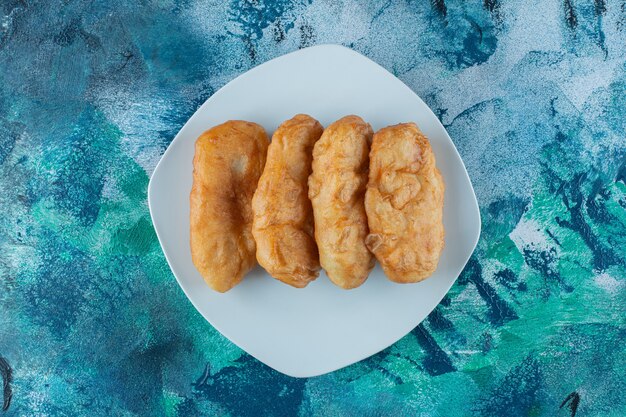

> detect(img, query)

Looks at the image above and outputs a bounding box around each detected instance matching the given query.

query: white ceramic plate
[148,44,480,378]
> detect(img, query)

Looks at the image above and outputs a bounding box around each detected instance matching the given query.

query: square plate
[148,44,481,378]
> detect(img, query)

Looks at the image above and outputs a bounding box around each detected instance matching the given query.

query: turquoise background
[1,0,625,415]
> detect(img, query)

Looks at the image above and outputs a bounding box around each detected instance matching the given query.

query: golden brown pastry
[190,121,269,292]
[365,123,445,283]
[308,115,375,289]
[252,114,323,288]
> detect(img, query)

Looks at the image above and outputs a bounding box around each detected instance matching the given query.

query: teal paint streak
[0,0,625,415]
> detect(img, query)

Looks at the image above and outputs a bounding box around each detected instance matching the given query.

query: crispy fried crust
[365,123,445,283]
[190,120,269,292]
[252,114,323,288]
[308,115,375,289]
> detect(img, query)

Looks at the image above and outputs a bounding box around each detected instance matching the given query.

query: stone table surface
[1,1,625,416]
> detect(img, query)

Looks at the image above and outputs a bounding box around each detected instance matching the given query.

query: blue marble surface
[0,0,625,415]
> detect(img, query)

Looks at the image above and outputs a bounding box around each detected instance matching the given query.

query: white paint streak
[510,217,552,252]
[594,272,624,295]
